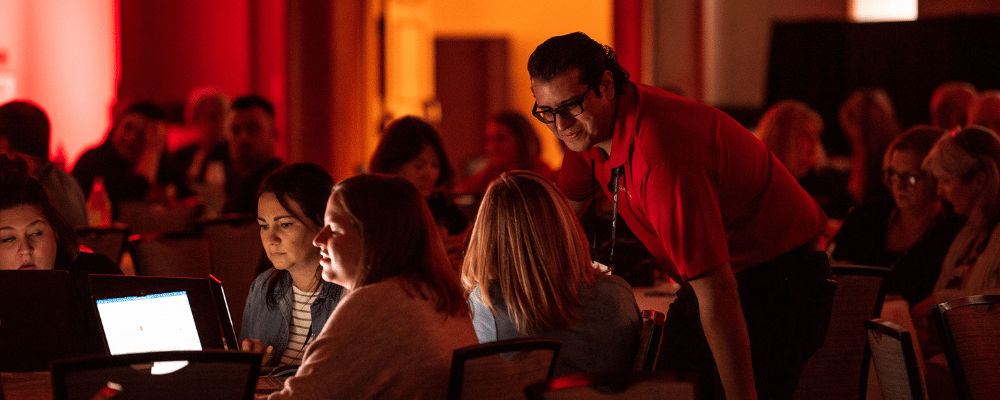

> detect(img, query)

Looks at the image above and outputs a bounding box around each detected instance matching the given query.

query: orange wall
[430,0,613,169]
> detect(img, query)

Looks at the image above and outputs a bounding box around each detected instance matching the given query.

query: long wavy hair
[462,171,598,333]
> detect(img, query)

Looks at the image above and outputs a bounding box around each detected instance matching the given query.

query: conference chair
[447,338,561,400]
[864,318,927,400]
[931,294,1000,400]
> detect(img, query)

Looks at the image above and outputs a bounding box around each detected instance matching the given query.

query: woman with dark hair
[456,111,556,195]
[0,154,122,354]
[463,171,641,376]
[240,163,345,367]
[830,125,963,305]
[72,101,186,212]
[369,116,469,267]
[266,174,476,399]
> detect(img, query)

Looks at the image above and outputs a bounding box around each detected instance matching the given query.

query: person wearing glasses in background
[528,32,833,400]
[831,125,963,308]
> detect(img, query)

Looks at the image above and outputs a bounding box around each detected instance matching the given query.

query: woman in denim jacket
[240,163,345,366]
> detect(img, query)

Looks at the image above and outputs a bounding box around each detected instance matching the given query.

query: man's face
[530,68,616,153]
[230,107,277,164]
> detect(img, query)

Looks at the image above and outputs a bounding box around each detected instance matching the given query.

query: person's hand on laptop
[241,338,275,366]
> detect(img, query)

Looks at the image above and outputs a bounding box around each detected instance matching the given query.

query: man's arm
[688,263,757,400]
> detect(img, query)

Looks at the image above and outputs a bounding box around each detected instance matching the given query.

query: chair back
[794,265,888,400]
[76,227,130,265]
[865,319,927,400]
[117,201,201,235]
[447,338,561,400]
[200,217,265,338]
[51,350,261,400]
[931,294,1000,400]
[128,233,212,278]
[524,371,698,400]
[633,309,665,372]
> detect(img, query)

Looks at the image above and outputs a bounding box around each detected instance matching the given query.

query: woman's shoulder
[250,268,285,290]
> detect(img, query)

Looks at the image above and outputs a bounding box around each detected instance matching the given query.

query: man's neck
[594,89,623,156]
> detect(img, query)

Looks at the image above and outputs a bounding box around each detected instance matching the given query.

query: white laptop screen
[95,290,203,355]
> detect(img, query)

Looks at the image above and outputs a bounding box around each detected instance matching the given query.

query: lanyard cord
[590,160,598,258]
[608,166,624,267]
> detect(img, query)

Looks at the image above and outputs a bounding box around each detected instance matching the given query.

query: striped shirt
[280,285,318,365]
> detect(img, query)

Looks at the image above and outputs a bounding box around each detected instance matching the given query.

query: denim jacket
[240,268,345,365]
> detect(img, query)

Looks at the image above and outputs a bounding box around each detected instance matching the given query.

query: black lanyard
[589,161,625,268]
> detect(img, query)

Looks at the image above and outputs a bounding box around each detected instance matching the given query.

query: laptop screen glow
[95,290,203,355]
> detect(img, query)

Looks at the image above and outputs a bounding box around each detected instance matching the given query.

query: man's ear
[598,70,615,99]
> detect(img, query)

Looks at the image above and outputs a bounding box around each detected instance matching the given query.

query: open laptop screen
[94,290,203,355]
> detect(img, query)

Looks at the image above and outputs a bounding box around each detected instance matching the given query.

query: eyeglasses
[531,83,597,124]
[883,168,924,187]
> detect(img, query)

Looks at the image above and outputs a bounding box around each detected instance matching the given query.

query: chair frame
[51,350,262,400]
[634,309,666,372]
[76,227,130,264]
[864,318,926,400]
[931,294,1000,400]
[447,337,561,400]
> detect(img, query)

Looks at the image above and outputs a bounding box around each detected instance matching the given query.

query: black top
[831,198,964,304]
[426,192,468,235]
[797,167,854,220]
[72,142,187,213]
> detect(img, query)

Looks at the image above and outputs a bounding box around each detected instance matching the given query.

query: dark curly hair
[527,32,631,97]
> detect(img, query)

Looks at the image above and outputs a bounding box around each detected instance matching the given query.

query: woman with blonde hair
[463,171,641,377]
[758,99,852,219]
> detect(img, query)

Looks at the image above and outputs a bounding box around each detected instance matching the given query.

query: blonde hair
[756,99,826,177]
[462,171,598,333]
[923,126,1000,229]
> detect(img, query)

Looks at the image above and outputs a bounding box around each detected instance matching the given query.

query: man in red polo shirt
[528,32,834,400]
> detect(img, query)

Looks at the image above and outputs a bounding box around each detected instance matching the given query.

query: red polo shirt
[559,83,827,282]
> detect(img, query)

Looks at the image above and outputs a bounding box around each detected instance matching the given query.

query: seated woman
[911,126,1000,398]
[830,125,963,306]
[267,174,477,399]
[241,163,345,367]
[456,111,556,196]
[0,154,123,355]
[757,99,853,220]
[72,101,185,211]
[368,116,469,268]
[463,171,642,377]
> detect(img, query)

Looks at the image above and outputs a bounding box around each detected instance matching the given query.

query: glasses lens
[532,107,556,123]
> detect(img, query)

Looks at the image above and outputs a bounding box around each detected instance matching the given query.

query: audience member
[72,101,183,213]
[224,95,284,215]
[967,90,1000,135]
[368,116,469,268]
[930,81,977,131]
[463,171,641,376]
[267,174,476,399]
[241,163,345,367]
[839,88,902,204]
[912,126,1000,398]
[171,87,231,216]
[455,111,556,195]
[757,99,853,219]
[0,154,123,355]
[830,125,962,306]
[0,100,88,228]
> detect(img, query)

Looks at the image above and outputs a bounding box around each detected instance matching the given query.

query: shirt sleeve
[558,150,600,202]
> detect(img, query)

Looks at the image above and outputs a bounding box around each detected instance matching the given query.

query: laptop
[93,288,203,355]
[88,275,231,353]
[0,270,78,371]
[209,274,240,350]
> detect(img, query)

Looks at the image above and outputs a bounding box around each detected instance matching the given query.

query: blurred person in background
[223,95,284,215]
[930,81,977,131]
[456,111,556,196]
[839,88,902,205]
[757,99,853,220]
[368,116,469,270]
[967,90,1000,136]
[0,100,87,228]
